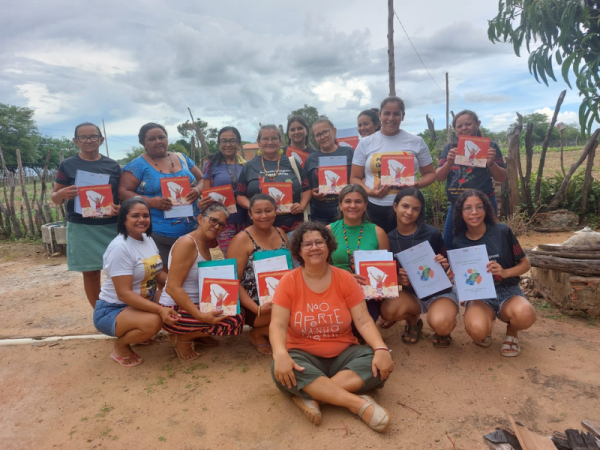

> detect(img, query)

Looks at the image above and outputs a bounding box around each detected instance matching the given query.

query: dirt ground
[1,232,599,450]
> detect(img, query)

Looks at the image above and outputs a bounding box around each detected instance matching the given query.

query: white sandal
[292,396,321,425]
[357,395,390,433]
[475,335,492,348]
[501,335,520,357]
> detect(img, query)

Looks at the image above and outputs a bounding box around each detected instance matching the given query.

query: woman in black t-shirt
[381,189,459,348]
[451,190,536,357]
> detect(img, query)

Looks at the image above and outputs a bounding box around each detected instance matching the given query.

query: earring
[278,148,284,155]
[257,149,262,156]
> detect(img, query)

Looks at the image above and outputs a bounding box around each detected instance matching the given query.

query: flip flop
[432,333,452,348]
[401,319,423,345]
[110,352,143,368]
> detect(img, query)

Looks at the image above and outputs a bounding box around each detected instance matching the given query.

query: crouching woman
[269,221,393,432]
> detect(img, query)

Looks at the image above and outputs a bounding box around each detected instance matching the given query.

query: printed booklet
[253,249,293,304]
[78,185,114,218]
[455,136,491,168]
[160,176,194,218]
[200,278,240,316]
[447,245,496,302]
[394,241,452,299]
[263,182,293,214]
[256,270,291,305]
[380,153,415,187]
[201,185,237,214]
[287,147,311,168]
[353,250,398,299]
[74,170,110,214]
[197,258,239,315]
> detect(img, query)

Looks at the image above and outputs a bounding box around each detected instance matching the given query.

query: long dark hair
[208,126,242,168]
[117,197,152,239]
[392,188,426,225]
[357,109,381,131]
[453,189,497,235]
[286,115,310,147]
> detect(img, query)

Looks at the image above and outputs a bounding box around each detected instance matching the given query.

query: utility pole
[445,73,450,144]
[102,118,109,158]
[388,0,396,96]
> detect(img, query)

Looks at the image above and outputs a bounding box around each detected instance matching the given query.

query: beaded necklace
[261,156,281,181]
[150,153,175,173]
[342,222,364,272]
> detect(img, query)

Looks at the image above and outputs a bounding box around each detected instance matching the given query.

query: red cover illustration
[262,182,293,214]
[202,185,236,214]
[160,176,191,206]
[380,153,415,187]
[257,269,290,305]
[78,185,114,218]
[456,136,491,168]
[318,165,348,195]
[200,278,239,316]
[287,147,311,168]
[357,261,399,299]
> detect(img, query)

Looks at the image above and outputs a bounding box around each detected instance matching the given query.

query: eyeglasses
[301,240,327,249]
[260,137,280,143]
[76,135,101,143]
[219,139,239,146]
[463,205,485,213]
[206,216,227,229]
[314,129,331,140]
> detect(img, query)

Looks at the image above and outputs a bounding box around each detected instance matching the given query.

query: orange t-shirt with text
[273,266,365,358]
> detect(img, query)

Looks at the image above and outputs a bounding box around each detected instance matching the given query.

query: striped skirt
[217,222,246,256]
[163,305,245,336]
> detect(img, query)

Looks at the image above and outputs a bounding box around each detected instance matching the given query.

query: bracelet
[257,305,261,318]
[374,347,392,353]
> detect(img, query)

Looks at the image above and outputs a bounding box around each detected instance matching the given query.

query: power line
[393,9,445,94]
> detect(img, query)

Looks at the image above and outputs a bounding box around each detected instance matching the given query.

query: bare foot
[249,329,272,355]
[378,319,396,329]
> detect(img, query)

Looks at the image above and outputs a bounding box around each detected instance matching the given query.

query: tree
[488,0,600,134]
[176,118,218,155]
[36,137,79,169]
[117,146,145,165]
[288,104,324,147]
[0,103,40,164]
[510,112,559,143]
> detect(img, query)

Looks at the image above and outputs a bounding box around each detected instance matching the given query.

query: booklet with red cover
[78,185,114,218]
[199,278,240,316]
[318,165,347,195]
[262,182,293,214]
[202,185,236,214]
[357,260,399,299]
[160,176,191,206]
[456,136,491,168]
[257,269,291,305]
[287,147,311,168]
[380,153,415,187]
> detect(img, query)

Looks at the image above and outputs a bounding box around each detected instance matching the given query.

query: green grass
[95,404,114,418]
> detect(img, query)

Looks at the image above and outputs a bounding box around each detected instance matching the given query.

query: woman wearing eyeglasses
[159,203,244,361]
[51,122,122,308]
[199,127,247,254]
[119,123,203,269]
[236,125,311,236]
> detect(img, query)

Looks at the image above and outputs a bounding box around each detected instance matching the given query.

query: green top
[330,220,379,272]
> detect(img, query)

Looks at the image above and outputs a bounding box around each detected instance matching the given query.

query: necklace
[261,156,281,181]
[395,224,419,252]
[342,222,364,272]
[150,152,175,173]
[225,156,238,186]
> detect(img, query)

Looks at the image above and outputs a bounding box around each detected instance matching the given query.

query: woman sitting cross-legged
[93,197,180,368]
[270,221,394,432]
[159,203,245,361]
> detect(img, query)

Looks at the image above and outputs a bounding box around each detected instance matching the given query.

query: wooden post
[387,0,396,96]
[446,73,450,145]
[580,135,598,214]
[425,115,437,143]
[534,90,566,204]
[518,122,534,211]
[16,149,35,235]
[190,136,196,166]
[188,108,209,164]
[102,118,109,158]
[506,113,523,215]
[0,145,21,237]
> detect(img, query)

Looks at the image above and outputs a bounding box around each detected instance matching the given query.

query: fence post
[17,149,36,235]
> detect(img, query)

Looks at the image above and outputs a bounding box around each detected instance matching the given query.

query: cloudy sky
[2,0,581,159]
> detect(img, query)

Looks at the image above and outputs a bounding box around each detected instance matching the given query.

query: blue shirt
[124,154,199,238]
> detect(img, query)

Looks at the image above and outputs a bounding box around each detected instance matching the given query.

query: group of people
[51,96,536,432]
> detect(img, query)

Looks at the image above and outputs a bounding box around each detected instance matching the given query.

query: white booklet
[74,170,110,214]
[197,262,237,303]
[395,241,452,299]
[318,156,347,167]
[447,245,497,302]
[352,250,393,274]
[164,203,194,219]
[253,255,289,286]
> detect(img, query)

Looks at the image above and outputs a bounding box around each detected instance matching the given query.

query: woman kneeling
[160,204,244,360]
[93,198,180,367]
[270,222,393,432]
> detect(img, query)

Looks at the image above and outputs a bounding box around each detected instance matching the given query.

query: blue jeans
[443,196,498,251]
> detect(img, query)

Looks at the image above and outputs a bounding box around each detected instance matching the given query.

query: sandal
[432,334,452,348]
[110,352,143,368]
[169,334,202,361]
[378,319,397,329]
[501,335,520,357]
[357,395,390,433]
[401,319,423,345]
[292,396,321,425]
[475,335,492,348]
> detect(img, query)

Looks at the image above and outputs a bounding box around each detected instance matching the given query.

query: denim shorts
[93,299,127,337]
[475,284,524,321]
[419,288,459,314]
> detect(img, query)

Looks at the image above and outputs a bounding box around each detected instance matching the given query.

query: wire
[394,9,445,94]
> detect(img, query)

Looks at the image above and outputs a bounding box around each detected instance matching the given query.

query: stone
[533,209,579,228]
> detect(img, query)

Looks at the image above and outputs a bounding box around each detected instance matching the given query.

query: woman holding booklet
[51,122,122,308]
[236,125,311,236]
[270,221,393,432]
[159,203,244,361]
[327,184,389,325]
[451,190,536,357]
[304,118,354,224]
[93,198,179,368]
[119,122,203,268]
[350,96,436,233]
[282,115,317,163]
[381,188,459,347]
[200,126,247,254]
[227,194,290,355]
[435,110,507,250]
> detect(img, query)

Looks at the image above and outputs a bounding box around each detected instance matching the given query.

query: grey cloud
[464,91,512,103]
